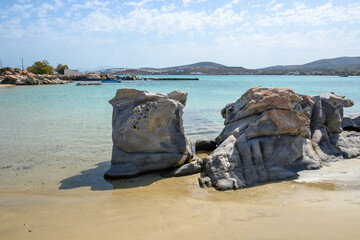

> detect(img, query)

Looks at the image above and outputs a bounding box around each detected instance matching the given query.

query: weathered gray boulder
[199,87,322,190]
[2,75,20,84]
[310,93,355,162]
[177,87,360,190]
[342,113,360,131]
[216,87,314,143]
[104,89,193,179]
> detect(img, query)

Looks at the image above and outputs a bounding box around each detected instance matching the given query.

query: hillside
[98,57,360,75]
[302,57,360,70]
[264,56,360,72]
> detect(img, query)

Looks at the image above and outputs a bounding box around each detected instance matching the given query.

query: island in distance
[98,56,360,76]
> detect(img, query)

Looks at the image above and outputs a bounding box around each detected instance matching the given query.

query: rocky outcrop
[104,89,193,179]
[0,67,69,85]
[76,82,102,86]
[310,93,355,162]
[175,87,360,191]
[0,67,119,85]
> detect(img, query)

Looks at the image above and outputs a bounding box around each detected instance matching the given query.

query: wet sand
[1,158,360,240]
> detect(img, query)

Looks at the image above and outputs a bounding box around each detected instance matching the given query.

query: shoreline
[0,84,15,87]
[1,158,360,239]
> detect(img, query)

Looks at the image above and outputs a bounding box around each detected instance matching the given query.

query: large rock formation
[104,89,193,179]
[0,68,69,85]
[174,87,360,191]
[0,67,118,85]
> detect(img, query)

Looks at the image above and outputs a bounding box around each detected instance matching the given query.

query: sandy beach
[0,84,15,87]
[1,78,360,239]
[1,157,360,240]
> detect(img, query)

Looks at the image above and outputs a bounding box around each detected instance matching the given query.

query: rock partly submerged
[104,89,193,179]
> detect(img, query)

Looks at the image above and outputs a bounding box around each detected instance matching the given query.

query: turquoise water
[0,75,359,190]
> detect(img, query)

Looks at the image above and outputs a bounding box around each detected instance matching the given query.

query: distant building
[174,68,184,73]
[64,69,82,76]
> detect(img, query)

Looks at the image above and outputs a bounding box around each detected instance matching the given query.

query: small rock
[195,139,217,152]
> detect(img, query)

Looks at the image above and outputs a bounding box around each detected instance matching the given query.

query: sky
[0,0,359,70]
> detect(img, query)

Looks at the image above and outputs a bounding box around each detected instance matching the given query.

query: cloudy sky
[0,0,359,70]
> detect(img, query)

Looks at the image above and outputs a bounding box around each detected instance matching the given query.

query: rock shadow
[106,172,164,189]
[59,161,164,191]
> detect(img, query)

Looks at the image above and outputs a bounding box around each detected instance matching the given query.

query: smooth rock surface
[104,89,193,179]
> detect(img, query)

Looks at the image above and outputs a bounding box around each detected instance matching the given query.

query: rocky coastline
[0,67,118,85]
[104,87,360,191]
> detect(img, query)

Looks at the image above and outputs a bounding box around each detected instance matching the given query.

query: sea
[2,75,360,240]
[0,75,359,191]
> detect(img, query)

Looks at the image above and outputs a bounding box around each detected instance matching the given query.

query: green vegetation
[27,60,55,74]
[55,64,69,74]
[26,60,69,75]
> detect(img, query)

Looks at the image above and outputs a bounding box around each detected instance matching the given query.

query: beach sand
[1,158,360,240]
[0,84,15,87]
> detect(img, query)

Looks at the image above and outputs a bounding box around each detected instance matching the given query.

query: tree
[55,64,69,74]
[27,60,55,74]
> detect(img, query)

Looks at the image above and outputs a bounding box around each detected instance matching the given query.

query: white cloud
[1,0,360,68]
[1,3,34,18]
[266,0,277,8]
[212,27,360,67]
[37,0,63,17]
[125,0,153,7]
[71,3,247,35]
[183,0,207,7]
[66,0,110,17]
[257,2,360,27]
[270,3,283,12]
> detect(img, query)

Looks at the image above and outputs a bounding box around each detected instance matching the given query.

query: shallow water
[1,76,360,239]
[1,75,360,191]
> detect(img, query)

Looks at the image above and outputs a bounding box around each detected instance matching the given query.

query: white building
[64,69,82,76]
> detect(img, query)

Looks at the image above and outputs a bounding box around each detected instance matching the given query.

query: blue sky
[0,0,359,70]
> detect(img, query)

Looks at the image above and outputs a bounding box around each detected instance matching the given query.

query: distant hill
[98,57,360,75]
[139,61,228,71]
[302,57,360,70]
[168,61,227,69]
[264,57,360,71]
